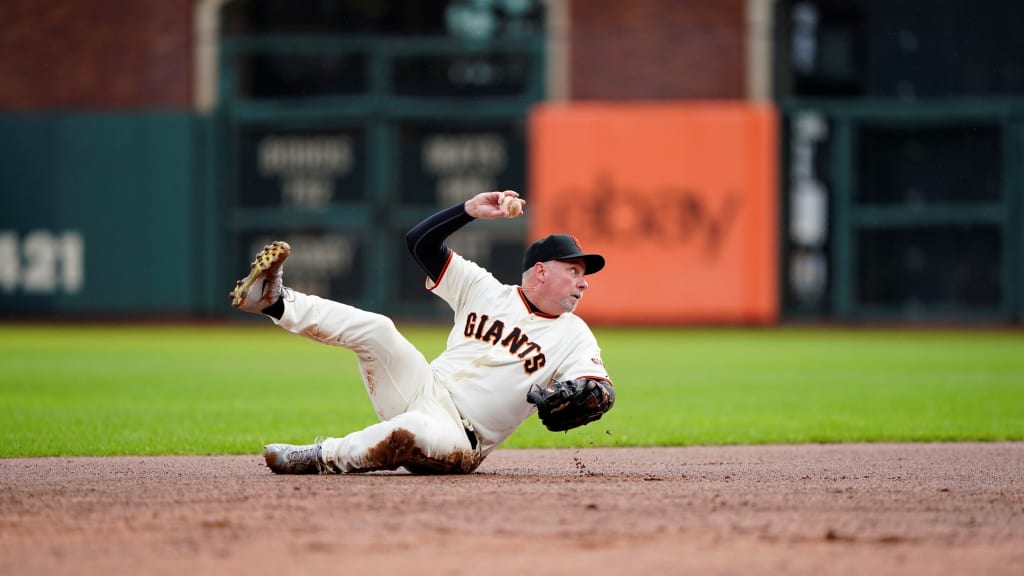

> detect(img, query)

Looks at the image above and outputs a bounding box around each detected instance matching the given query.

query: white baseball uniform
[272,251,610,474]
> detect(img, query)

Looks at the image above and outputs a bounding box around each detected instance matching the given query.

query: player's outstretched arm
[407,190,524,281]
[465,190,526,220]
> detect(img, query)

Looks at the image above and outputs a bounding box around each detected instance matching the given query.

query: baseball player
[230,190,615,474]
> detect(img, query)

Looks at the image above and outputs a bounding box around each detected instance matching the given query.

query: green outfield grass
[1,324,1022,457]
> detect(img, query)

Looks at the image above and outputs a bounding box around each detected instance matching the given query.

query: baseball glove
[527,378,615,432]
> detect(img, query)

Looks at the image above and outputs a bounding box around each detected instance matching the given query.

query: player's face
[546,259,589,313]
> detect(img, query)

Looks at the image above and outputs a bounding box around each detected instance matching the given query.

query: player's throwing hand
[465,190,525,220]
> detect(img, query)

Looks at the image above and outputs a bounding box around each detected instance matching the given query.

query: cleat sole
[229,241,291,308]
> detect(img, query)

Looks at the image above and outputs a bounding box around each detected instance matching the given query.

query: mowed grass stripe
[1,325,1021,456]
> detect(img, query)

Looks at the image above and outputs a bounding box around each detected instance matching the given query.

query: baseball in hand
[501,195,524,218]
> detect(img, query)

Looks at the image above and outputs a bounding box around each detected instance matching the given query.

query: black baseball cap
[523,234,605,275]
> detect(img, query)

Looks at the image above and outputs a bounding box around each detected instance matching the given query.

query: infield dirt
[1,443,1021,576]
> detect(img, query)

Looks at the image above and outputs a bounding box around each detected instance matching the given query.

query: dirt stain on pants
[349,428,484,475]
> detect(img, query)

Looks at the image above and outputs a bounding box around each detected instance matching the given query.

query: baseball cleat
[230,241,290,313]
[263,442,325,474]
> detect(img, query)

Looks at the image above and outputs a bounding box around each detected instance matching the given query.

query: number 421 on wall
[0,230,84,295]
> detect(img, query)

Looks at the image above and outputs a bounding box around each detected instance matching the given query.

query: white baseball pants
[272,289,482,474]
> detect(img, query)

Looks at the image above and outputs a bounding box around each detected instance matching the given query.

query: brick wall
[569,0,746,100]
[0,1,749,108]
[0,0,194,109]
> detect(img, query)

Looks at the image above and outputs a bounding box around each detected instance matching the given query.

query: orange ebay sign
[528,103,778,325]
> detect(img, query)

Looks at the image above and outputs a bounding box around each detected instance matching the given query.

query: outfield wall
[0,113,219,317]
[1,104,1021,324]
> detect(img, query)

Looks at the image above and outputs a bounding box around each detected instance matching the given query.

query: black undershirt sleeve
[405,203,475,282]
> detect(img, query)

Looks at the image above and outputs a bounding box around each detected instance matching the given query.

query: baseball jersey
[427,252,611,452]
